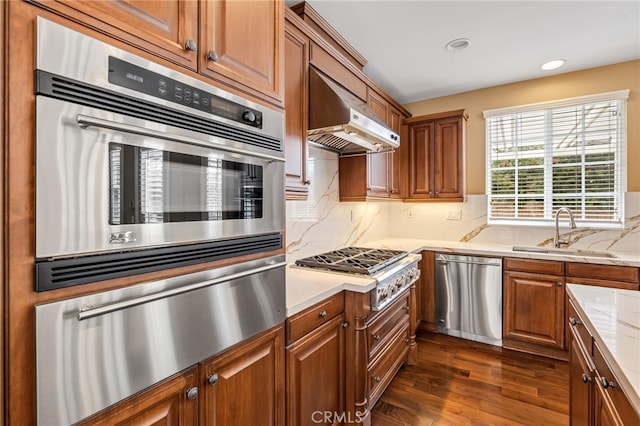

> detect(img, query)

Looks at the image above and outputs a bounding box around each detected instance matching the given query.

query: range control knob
[242,110,257,123]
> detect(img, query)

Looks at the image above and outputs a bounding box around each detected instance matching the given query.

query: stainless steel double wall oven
[34,18,286,426]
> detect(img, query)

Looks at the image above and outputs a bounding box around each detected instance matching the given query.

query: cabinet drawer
[367,292,410,361]
[286,292,345,344]
[309,42,367,101]
[568,299,592,356]
[367,323,409,408]
[593,342,640,423]
[504,257,564,275]
[566,263,639,288]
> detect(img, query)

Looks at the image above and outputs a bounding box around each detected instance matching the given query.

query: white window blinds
[484,90,628,226]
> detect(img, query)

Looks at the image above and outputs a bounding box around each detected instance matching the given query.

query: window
[484,90,628,227]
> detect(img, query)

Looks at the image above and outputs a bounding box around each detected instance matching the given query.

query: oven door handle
[75,114,286,163]
[77,261,287,321]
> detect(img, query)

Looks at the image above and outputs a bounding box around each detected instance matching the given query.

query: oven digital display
[107,56,262,128]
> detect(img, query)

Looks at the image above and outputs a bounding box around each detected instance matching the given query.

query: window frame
[484,90,629,228]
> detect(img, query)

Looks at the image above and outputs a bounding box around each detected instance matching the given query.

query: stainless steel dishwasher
[435,253,503,346]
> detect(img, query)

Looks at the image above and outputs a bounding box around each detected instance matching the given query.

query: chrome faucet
[554,207,577,248]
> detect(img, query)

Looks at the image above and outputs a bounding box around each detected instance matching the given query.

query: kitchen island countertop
[567,284,640,414]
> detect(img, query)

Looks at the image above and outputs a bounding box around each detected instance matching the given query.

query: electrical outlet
[407,209,414,219]
[447,210,462,220]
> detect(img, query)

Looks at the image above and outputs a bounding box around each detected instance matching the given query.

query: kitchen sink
[512,246,618,259]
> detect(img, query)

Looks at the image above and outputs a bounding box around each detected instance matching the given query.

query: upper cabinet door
[434,116,464,198]
[408,121,435,199]
[200,0,284,105]
[34,0,199,69]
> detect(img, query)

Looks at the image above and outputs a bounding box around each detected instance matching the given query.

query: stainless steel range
[295,247,421,311]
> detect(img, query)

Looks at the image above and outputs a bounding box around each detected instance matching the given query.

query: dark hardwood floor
[371,332,570,425]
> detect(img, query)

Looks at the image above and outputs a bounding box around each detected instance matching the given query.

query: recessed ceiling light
[445,38,471,52]
[541,59,566,71]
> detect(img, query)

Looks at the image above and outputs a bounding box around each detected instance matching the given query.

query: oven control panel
[108,56,262,128]
[372,264,420,311]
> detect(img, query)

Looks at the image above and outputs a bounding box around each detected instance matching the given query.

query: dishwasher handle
[435,257,502,267]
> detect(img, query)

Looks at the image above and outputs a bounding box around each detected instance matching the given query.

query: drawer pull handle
[601,377,616,389]
[373,334,381,341]
[581,373,591,384]
[374,376,381,383]
[319,310,327,318]
[186,387,199,400]
[185,39,198,51]
[207,373,219,386]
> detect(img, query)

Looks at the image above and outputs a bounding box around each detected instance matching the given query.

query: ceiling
[290,1,640,104]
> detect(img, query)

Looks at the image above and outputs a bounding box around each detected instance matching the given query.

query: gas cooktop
[294,247,408,276]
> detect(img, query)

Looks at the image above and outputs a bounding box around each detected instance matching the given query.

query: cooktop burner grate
[294,247,407,275]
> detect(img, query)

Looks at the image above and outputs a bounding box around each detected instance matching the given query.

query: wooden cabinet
[284,12,310,199]
[200,325,285,426]
[565,262,639,291]
[404,110,467,201]
[30,0,199,69]
[569,301,594,426]
[78,366,199,426]
[286,293,346,426]
[503,258,567,359]
[366,292,410,408]
[417,250,436,332]
[568,298,640,426]
[30,0,283,106]
[199,0,283,105]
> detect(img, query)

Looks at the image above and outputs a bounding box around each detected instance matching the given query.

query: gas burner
[294,247,407,275]
[294,247,420,311]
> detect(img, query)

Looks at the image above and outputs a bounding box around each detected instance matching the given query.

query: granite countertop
[286,238,640,316]
[567,284,640,413]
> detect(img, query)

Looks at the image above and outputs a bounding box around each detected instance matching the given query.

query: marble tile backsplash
[285,147,640,259]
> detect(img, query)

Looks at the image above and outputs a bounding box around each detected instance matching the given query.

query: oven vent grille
[36,71,283,152]
[35,233,283,291]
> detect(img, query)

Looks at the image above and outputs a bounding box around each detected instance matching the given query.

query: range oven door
[36,96,285,259]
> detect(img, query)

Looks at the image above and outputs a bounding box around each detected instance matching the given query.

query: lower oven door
[36,96,285,259]
[35,254,286,426]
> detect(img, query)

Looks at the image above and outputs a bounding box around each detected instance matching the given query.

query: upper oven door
[36,96,285,259]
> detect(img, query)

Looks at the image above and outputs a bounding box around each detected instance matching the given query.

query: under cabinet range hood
[308,68,400,154]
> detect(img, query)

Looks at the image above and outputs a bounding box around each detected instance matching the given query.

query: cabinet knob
[342,322,349,328]
[374,376,381,383]
[303,180,311,185]
[581,373,591,384]
[207,373,219,386]
[373,334,381,341]
[403,304,410,312]
[601,377,616,389]
[185,39,198,51]
[404,338,410,344]
[186,386,199,400]
[319,310,327,318]
[557,282,563,287]
[207,50,219,62]
[569,317,581,326]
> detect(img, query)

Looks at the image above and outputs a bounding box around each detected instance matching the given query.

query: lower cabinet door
[569,334,593,426]
[287,314,346,426]
[78,366,199,426]
[200,325,285,426]
[594,380,624,426]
